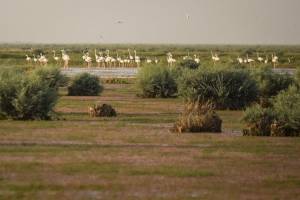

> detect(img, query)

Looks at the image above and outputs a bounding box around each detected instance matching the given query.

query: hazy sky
[0,0,299,44]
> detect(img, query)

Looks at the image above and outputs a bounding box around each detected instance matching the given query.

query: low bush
[136,65,177,98]
[173,101,222,133]
[243,86,300,136]
[251,67,294,99]
[68,73,103,96]
[179,59,200,69]
[0,67,61,120]
[178,68,258,109]
[103,78,131,84]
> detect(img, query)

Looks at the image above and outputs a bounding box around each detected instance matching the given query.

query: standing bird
[61,50,70,69]
[84,52,93,68]
[105,50,112,68]
[146,57,152,64]
[128,49,134,67]
[33,54,38,65]
[82,51,88,67]
[38,53,48,66]
[246,54,255,67]
[211,51,220,65]
[25,55,32,65]
[237,56,244,64]
[154,57,159,64]
[183,51,190,60]
[52,50,60,65]
[194,54,200,64]
[167,52,176,67]
[134,50,141,67]
[95,50,101,68]
[257,52,264,63]
[272,54,279,68]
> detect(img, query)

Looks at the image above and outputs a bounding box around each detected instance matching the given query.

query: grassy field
[0,84,300,199]
[1,44,300,68]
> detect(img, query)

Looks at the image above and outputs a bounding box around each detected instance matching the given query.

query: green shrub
[178,68,258,109]
[0,67,60,120]
[243,104,276,136]
[271,86,300,136]
[251,67,294,99]
[243,86,300,137]
[173,101,222,133]
[136,65,177,98]
[0,68,23,118]
[295,67,300,88]
[33,66,68,88]
[179,59,200,69]
[68,73,103,96]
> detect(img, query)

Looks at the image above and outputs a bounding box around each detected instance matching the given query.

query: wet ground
[61,67,296,78]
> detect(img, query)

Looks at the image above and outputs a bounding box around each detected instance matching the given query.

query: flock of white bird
[236,52,279,67]
[25,49,281,69]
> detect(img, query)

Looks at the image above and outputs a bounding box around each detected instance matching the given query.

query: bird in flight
[116,20,124,24]
[186,14,190,21]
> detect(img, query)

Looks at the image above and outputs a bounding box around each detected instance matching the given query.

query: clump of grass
[89,103,117,117]
[173,101,222,133]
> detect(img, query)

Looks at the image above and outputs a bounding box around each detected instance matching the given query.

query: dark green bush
[243,86,300,136]
[0,67,60,120]
[179,59,199,69]
[295,67,300,88]
[251,67,294,99]
[178,68,258,109]
[136,65,177,98]
[68,73,103,96]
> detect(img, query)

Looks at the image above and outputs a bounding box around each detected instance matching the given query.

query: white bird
[38,53,48,66]
[194,54,200,64]
[263,55,268,64]
[25,55,31,64]
[186,14,190,21]
[272,54,279,68]
[257,53,264,63]
[84,52,92,68]
[61,50,70,69]
[52,50,60,64]
[246,54,255,67]
[154,57,159,64]
[33,54,38,64]
[134,50,141,67]
[128,49,134,67]
[211,51,220,65]
[146,58,152,64]
[105,50,112,68]
[237,56,243,64]
[183,51,190,60]
[82,51,88,67]
[167,52,176,67]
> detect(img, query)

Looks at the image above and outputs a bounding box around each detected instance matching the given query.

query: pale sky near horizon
[0,0,299,44]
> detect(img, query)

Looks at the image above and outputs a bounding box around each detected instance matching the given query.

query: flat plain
[0,84,300,200]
